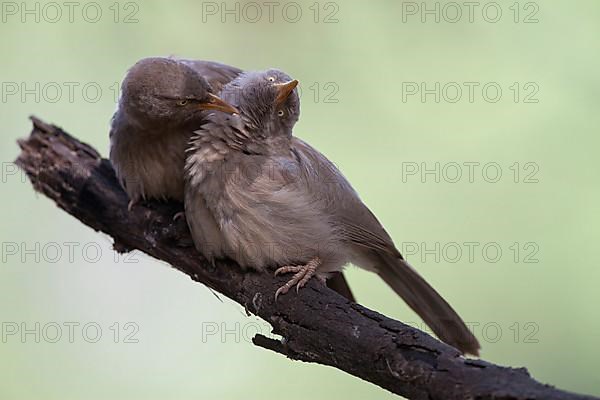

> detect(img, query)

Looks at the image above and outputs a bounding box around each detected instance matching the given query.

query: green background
[1,1,599,399]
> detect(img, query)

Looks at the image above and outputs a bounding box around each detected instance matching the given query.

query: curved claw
[173,211,185,221]
[296,271,315,292]
[274,269,304,301]
[274,286,289,301]
[274,257,322,300]
[127,199,138,212]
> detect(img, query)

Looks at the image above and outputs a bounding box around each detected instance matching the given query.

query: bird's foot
[274,257,323,300]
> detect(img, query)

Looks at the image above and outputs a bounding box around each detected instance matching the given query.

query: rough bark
[14,116,598,400]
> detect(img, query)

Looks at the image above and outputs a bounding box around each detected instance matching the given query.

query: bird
[109,56,355,301]
[183,69,480,355]
[109,57,240,210]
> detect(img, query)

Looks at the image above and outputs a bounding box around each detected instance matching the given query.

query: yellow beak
[198,93,239,114]
[274,80,299,106]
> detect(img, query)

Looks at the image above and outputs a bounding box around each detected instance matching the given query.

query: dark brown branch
[15,116,597,400]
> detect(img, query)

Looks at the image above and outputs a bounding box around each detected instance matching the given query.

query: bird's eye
[178,100,188,106]
[267,76,275,82]
[277,110,285,117]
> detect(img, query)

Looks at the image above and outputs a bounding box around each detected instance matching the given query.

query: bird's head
[120,57,237,126]
[220,69,300,138]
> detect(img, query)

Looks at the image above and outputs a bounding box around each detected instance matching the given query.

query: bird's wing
[220,150,338,256]
[178,59,243,92]
[291,137,400,257]
[292,137,480,355]
[326,272,356,302]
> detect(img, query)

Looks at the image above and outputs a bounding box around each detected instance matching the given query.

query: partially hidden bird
[109,57,240,209]
[184,69,480,355]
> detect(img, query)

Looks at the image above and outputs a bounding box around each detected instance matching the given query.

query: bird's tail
[327,272,356,302]
[377,255,480,355]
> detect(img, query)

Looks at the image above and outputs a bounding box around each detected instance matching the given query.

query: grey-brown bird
[184,69,480,355]
[109,56,355,300]
[109,57,240,209]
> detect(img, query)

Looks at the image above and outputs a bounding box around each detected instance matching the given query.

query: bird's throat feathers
[189,112,292,157]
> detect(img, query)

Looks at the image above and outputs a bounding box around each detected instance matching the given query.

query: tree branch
[15,116,597,400]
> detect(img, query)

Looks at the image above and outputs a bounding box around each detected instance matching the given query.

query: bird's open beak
[198,93,239,114]
[274,80,299,106]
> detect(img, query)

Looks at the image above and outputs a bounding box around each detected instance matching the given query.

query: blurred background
[1,0,599,398]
